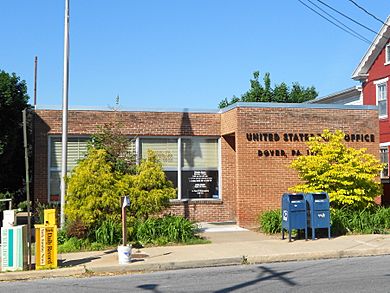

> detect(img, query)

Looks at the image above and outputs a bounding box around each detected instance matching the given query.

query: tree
[0,70,29,197]
[290,130,383,209]
[219,71,318,108]
[91,122,136,174]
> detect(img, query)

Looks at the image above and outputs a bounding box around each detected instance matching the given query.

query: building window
[181,138,219,199]
[139,137,220,200]
[380,147,389,178]
[386,44,390,65]
[49,136,89,202]
[140,138,179,191]
[49,136,220,202]
[376,82,388,118]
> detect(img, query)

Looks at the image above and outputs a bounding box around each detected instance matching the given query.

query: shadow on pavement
[59,256,101,267]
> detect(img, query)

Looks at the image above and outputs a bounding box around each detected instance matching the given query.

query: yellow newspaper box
[35,209,58,270]
[44,209,56,225]
[35,225,57,270]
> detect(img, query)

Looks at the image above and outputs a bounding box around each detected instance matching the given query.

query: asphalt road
[1,255,390,293]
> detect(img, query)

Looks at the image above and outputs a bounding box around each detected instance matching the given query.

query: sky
[1,0,389,110]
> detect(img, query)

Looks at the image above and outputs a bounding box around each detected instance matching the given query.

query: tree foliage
[290,130,383,209]
[90,122,136,174]
[0,70,29,195]
[219,71,318,108]
[65,148,176,230]
[116,151,176,220]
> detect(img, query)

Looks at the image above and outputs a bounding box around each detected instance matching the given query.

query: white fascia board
[352,16,390,80]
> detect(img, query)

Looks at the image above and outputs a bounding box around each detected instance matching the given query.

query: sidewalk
[1,224,390,281]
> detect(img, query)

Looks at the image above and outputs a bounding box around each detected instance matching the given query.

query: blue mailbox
[281,193,307,242]
[305,192,331,240]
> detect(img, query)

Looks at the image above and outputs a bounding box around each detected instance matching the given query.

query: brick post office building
[33,103,379,228]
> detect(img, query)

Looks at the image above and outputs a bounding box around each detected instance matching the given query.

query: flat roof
[35,102,377,114]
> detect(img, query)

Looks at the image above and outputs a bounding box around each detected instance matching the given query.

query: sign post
[118,196,131,265]
[121,196,130,246]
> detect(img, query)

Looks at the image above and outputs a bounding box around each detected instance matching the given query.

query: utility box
[35,209,58,270]
[305,192,331,240]
[281,193,307,242]
[1,225,27,271]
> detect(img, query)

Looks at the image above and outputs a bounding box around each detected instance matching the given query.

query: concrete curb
[247,248,390,264]
[0,266,86,281]
[87,257,243,273]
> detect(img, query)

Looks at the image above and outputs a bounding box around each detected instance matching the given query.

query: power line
[297,0,371,44]
[346,0,388,27]
[315,0,384,37]
[307,0,372,43]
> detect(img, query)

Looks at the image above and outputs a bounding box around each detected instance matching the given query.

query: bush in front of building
[65,147,176,241]
[290,130,383,210]
[62,121,201,250]
[133,215,202,246]
[258,207,390,236]
[65,148,121,229]
[330,206,390,235]
[258,209,282,234]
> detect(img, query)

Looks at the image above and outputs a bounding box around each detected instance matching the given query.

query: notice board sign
[182,170,218,199]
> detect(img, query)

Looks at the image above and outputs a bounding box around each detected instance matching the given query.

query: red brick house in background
[352,16,390,205]
[312,16,390,205]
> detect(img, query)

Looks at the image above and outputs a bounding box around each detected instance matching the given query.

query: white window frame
[380,146,389,178]
[374,77,388,119]
[385,43,390,65]
[47,135,90,203]
[138,136,221,201]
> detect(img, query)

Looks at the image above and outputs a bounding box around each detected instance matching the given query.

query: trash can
[305,192,331,240]
[281,193,307,242]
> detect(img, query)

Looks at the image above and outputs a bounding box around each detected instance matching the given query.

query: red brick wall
[35,110,221,136]
[34,106,379,227]
[224,106,379,228]
[33,109,231,221]
[220,108,239,222]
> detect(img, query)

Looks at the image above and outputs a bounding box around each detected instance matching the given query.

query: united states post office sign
[246,132,376,158]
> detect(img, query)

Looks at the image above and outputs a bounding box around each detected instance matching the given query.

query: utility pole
[22,109,32,270]
[60,0,70,229]
[33,56,38,109]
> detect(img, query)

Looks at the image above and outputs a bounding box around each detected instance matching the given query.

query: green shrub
[57,228,69,245]
[135,215,199,245]
[331,207,390,235]
[259,207,390,236]
[66,149,176,231]
[58,237,84,253]
[90,242,106,251]
[95,219,122,245]
[258,209,282,234]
